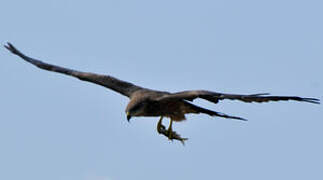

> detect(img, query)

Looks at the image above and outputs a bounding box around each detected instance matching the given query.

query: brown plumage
[5,43,320,144]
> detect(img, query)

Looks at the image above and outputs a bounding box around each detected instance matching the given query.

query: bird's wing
[156,90,320,104]
[5,43,144,98]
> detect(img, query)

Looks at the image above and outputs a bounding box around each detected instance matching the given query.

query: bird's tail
[186,103,247,121]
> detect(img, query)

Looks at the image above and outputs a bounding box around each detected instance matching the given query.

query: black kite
[5,43,320,144]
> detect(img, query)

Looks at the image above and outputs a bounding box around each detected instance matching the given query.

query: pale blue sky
[1,0,322,180]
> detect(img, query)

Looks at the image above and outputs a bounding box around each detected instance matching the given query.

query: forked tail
[187,103,247,121]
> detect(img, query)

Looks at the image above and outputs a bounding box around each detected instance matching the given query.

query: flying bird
[5,43,320,144]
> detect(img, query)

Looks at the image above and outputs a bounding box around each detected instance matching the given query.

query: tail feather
[187,103,247,121]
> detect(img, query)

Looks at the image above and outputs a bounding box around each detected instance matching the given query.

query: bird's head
[125,100,148,122]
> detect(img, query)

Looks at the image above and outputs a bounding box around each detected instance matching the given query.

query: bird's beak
[126,112,131,122]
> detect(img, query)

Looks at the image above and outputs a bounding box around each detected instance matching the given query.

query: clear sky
[1,0,322,180]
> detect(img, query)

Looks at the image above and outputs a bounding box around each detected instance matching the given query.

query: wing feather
[5,43,143,97]
[156,90,320,104]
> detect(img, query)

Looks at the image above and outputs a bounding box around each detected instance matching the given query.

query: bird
[5,42,320,144]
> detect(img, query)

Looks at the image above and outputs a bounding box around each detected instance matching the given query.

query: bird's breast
[145,101,187,121]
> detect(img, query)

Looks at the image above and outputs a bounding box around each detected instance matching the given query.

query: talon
[168,131,173,140]
[157,116,165,134]
[157,117,189,145]
[157,124,166,134]
[167,129,176,141]
[166,129,188,145]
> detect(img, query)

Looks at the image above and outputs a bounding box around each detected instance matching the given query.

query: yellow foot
[157,116,166,134]
[166,129,188,145]
[156,117,188,145]
[167,119,174,140]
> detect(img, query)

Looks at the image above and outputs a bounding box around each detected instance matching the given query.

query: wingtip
[4,42,10,50]
[238,117,248,121]
[4,42,17,54]
[230,115,248,121]
[302,98,320,104]
[4,42,25,58]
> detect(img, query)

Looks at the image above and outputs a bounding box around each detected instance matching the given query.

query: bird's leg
[167,119,174,140]
[157,116,166,134]
[166,119,188,145]
[156,117,188,145]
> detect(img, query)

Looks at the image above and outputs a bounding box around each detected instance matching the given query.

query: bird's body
[127,90,192,121]
[5,43,320,144]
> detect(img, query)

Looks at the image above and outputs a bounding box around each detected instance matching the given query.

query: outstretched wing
[156,90,320,104]
[5,43,143,98]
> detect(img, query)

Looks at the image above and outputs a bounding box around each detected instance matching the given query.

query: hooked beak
[126,112,131,122]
